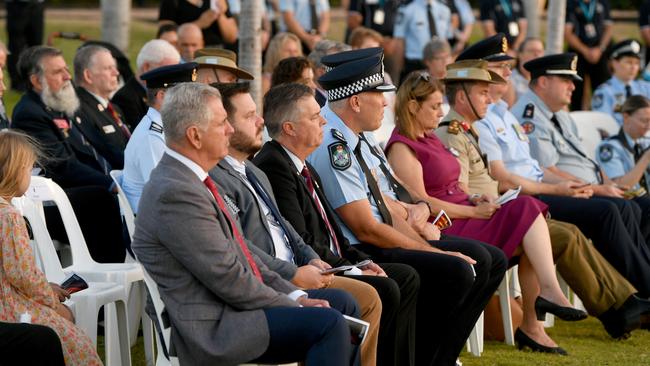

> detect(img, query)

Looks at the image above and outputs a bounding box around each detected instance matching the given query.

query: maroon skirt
[444,196,548,259]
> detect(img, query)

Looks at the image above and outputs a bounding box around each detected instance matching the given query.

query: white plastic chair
[25,176,154,366]
[12,196,132,366]
[110,170,136,241]
[570,111,620,160]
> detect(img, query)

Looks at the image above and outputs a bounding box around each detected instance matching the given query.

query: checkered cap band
[327,72,384,101]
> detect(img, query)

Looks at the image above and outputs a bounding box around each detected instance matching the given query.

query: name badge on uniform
[448,147,460,157]
[508,22,519,37]
[102,125,116,134]
[512,123,529,142]
[585,23,597,39]
[373,9,385,25]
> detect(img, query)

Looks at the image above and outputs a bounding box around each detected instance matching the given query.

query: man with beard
[11,45,126,263]
[74,45,131,170]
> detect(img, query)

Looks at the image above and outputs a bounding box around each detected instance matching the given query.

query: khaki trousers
[330,276,382,366]
[549,219,636,315]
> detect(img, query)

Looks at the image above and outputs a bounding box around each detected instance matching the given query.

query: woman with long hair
[0,130,102,365]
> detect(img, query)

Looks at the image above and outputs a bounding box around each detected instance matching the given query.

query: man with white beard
[11,46,127,263]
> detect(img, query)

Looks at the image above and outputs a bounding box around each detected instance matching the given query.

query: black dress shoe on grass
[535,296,588,321]
[514,328,568,356]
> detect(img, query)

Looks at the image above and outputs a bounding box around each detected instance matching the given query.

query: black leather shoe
[535,296,588,321]
[514,328,568,355]
[600,294,649,338]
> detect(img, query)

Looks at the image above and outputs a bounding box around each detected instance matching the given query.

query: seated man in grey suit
[132,82,355,365]
[209,81,381,366]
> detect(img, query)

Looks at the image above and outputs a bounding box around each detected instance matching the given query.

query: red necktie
[106,102,132,139]
[301,166,342,256]
[203,177,263,282]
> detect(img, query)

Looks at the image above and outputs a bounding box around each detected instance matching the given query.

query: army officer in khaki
[434,59,505,195]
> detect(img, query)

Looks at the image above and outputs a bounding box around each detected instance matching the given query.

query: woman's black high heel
[514,328,568,355]
[535,296,588,321]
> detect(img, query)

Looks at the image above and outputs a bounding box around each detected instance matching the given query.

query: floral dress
[0,198,102,366]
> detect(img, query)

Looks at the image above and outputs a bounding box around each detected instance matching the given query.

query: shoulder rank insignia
[599,144,613,162]
[331,129,347,142]
[523,103,535,119]
[592,93,603,109]
[149,121,163,133]
[448,120,467,135]
[329,142,352,170]
[521,121,535,135]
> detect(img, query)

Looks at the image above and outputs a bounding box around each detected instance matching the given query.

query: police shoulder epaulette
[331,128,347,143]
[149,121,163,133]
[523,103,535,119]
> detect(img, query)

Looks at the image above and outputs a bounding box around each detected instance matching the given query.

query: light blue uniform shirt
[511,90,602,184]
[279,0,330,32]
[510,69,530,102]
[476,100,545,182]
[122,107,166,213]
[455,0,476,26]
[596,130,650,190]
[393,0,452,60]
[307,105,397,244]
[591,76,650,125]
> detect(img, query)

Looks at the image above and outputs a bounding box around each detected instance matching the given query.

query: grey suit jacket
[133,153,299,366]
[209,159,319,280]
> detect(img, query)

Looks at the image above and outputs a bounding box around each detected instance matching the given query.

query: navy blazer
[253,140,371,267]
[11,90,112,189]
[111,76,148,130]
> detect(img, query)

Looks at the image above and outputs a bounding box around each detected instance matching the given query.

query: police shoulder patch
[592,93,604,109]
[521,121,535,134]
[599,144,614,162]
[523,103,535,119]
[329,142,352,170]
[149,121,163,133]
[331,128,347,142]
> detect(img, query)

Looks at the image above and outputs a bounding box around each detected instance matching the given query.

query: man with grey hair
[122,62,198,212]
[74,45,130,170]
[11,45,127,263]
[308,40,351,105]
[422,37,452,79]
[133,81,354,365]
[112,39,180,130]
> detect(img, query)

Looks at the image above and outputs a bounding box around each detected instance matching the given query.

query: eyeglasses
[489,62,514,71]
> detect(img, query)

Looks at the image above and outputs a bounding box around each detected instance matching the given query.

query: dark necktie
[309,0,319,33]
[353,139,393,225]
[359,133,414,204]
[301,166,342,256]
[203,177,264,282]
[625,84,633,99]
[634,143,648,189]
[107,102,131,139]
[244,166,296,260]
[550,114,604,184]
[427,1,437,38]
[69,117,111,175]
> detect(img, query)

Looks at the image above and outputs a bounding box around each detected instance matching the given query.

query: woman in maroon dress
[385,72,586,354]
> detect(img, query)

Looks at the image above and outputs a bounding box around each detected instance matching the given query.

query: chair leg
[115,300,133,366]
[105,302,132,366]
[466,312,483,357]
[498,271,515,346]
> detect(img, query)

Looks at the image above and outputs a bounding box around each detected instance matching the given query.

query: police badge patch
[592,93,603,109]
[329,142,352,170]
[599,144,613,162]
[521,121,535,134]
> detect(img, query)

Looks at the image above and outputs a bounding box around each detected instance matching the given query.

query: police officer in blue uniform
[511,53,650,299]
[597,95,650,233]
[393,0,451,79]
[308,49,506,366]
[122,62,198,212]
[591,39,650,125]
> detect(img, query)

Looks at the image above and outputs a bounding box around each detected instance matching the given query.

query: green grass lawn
[5,11,650,366]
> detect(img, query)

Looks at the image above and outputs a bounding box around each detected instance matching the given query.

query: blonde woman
[0,131,102,366]
[262,32,302,94]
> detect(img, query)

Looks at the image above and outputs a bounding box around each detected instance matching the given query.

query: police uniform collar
[321,104,361,149]
[611,76,632,89]
[524,90,554,122]
[145,107,162,124]
[489,99,509,118]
